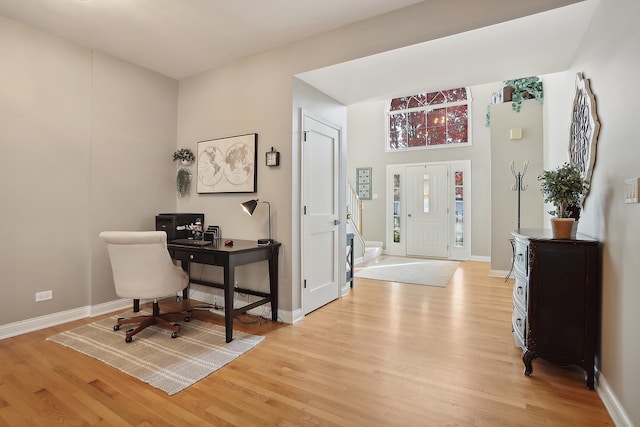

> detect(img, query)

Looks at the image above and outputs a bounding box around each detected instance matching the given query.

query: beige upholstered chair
[99,231,191,343]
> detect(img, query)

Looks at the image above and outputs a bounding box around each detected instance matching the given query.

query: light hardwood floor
[0,261,613,426]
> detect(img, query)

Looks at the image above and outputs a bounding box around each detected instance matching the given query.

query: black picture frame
[196,133,257,194]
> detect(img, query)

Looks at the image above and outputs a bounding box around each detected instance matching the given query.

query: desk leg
[269,246,279,322]
[224,261,235,343]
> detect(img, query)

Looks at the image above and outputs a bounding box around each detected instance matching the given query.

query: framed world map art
[197,133,257,194]
[568,72,600,203]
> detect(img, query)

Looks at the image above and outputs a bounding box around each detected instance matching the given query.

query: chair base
[114,301,192,343]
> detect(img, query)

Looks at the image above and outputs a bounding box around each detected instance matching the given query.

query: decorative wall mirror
[568,72,600,204]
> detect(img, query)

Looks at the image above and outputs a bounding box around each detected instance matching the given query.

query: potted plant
[485,76,544,126]
[537,163,589,239]
[173,148,195,165]
[504,76,544,113]
[176,168,192,197]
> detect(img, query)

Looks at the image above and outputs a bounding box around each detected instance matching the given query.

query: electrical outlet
[35,290,53,302]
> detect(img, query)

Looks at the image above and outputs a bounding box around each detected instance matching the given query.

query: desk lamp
[241,199,273,245]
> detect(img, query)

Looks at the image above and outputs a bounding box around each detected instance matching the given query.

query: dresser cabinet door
[526,238,599,389]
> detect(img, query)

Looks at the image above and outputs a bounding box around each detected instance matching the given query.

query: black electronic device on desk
[155,213,204,240]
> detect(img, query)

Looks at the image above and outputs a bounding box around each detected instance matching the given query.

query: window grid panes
[454,171,464,247]
[423,174,430,213]
[387,87,470,150]
[393,174,401,243]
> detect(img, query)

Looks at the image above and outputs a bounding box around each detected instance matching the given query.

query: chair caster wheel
[113,325,120,331]
[171,332,178,339]
[125,336,133,343]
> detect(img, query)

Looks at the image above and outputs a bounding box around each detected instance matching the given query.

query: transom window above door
[386,87,471,151]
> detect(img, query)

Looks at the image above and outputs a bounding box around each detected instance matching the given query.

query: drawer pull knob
[190,254,194,260]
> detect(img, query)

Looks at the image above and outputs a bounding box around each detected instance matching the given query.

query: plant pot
[502,86,514,102]
[551,218,575,239]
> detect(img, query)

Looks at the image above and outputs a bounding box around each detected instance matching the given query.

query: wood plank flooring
[0,261,613,426]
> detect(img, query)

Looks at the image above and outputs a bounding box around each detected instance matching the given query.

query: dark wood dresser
[511,228,600,389]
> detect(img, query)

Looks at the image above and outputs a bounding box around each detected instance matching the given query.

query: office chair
[99,231,192,343]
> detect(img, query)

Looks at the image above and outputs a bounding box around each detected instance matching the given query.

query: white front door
[302,114,340,315]
[406,164,449,258]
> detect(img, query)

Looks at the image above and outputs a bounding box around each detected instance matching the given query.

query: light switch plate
[624,178,639,203]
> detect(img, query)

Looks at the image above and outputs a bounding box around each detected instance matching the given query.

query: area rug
[47,315,264,395]
[355,256,459,287]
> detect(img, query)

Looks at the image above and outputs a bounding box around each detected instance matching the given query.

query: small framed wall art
[356,167,372,200]
[266,147,280,166]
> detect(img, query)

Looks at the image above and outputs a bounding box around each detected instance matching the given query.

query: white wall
[0,16,178,325]
[544,1,640,424]
[490,100,544,272]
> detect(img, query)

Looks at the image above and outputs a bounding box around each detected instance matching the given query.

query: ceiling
[0,0,424,80]
[0,0,596,105]
[298,1,597,104]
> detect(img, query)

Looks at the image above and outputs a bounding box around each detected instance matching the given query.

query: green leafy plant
[485,76,544,126]
[538,163,589,218]
[173,148,195,163]
[504,76,544,112]
[176,168,192,197]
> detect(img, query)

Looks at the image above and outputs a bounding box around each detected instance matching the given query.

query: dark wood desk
[167,239,280,342]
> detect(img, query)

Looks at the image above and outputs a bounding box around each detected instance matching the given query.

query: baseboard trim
[189,285,293,324]
[597,373,633,427]
[0,306,89,340]
[489,269,511,279]
[0,298,135,340]
[0,288,295,340]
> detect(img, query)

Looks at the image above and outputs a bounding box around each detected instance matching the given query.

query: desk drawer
[514,240,528,277]
[512,305,527,348]
[171,249,217,265]
[513,274,528,310]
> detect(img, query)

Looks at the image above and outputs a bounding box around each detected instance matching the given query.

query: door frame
[386,160,471,260]
[300,109,346,315]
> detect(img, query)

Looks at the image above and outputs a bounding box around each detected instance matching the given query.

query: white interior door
[406,164,449,258]
[302,114,340,315]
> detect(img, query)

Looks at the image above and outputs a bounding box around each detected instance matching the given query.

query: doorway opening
[386,160,471,260]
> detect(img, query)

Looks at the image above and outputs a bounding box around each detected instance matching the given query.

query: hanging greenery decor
[173,148,195,164]
[176,168,192,197]
[504,76,544,113]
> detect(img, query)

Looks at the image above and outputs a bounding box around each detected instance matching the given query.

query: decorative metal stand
[511,161,529,229]
[506,161,528,282]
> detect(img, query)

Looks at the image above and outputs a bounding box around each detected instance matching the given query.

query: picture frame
[356,167,372,200]
[197,133,257,194]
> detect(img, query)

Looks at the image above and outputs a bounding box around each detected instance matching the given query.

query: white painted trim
[489,269,511,278]
[470,255,491,263]
[0,289,295,340]
[289,308,304,324]
[90,298,136,317]
[189,284,293,324]
[597,373,634,427]
[0,307,89,340]
[0,298,134,340]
